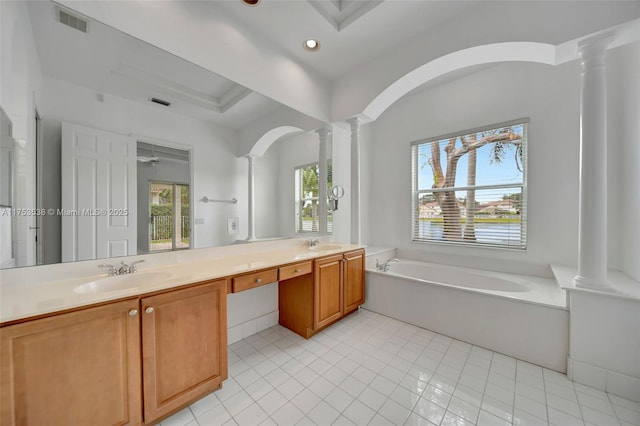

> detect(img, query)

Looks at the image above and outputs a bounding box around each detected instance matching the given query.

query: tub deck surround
[552,264,640,403]
[363,258,569,372]
[0,240,363,324]
[372,259,568,309]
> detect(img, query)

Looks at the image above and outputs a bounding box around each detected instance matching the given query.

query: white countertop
[0,241,363,324]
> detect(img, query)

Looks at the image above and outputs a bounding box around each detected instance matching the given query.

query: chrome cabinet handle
[256,278,262,284]
[294,269,301,273]
[145,307,154,314]
[129,309,138,316]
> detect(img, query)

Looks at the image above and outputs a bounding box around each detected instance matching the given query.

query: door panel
[62,123,136,262]
[141,280,227,423]
[313,255,343,330]
[0,299,142,426]
[343,250,365,314]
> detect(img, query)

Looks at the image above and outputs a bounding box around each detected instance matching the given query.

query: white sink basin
[73,272,171,294]
[309,244,343,251]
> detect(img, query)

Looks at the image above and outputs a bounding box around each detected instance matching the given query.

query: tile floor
[159,310,640,426]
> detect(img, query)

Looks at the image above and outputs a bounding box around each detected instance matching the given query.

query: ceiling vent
[150,97,171,107]
[57,8,89,33]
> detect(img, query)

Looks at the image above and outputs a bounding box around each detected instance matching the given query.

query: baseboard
[568,357,640,403]
[228,310,279,345]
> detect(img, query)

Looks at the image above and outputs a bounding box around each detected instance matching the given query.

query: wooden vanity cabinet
[141,279,227,423]
[0,280,227,426]
[279,250,366,338]
[0,298,142,426]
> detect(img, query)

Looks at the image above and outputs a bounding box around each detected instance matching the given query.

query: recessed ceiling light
[303,39,320,51]
[241,0,260,6]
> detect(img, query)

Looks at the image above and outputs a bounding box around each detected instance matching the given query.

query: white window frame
[411,118,528,250]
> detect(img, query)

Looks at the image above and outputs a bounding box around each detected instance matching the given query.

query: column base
[572,274,614,291]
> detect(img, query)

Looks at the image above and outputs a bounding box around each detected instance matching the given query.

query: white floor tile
[612,403,640,426]
[390,385,421,410]
[370,375,397,396]
[291,389,322,414]
[195,405,233,426]
[453,384,484,407]
[580,405,620,426]
[256,389,287,416]
[413,397,446,425]
[448,396,481,424]
[222,390,254,417]
[325,387,355,413]
[233,403,268,426]
[271,402,306,426]
[478,409,513,426]
[156,312,637,426]
[307,376,335,399]
[189,392,222,418]
[513,409,549,426]
[482,394,514,423]
[339,376,368,398]
[546,393,582,418]
[352,365,377,385]
[307,401,340,425]
[161,407,195,426]
[514,393,548,420]
[378,398,412,425]
[441,410,475,426]
[278,377,305,400]
[547,407,584,426]
[422,385,452,409]
[343,400,377,425]
[403,412,436,426]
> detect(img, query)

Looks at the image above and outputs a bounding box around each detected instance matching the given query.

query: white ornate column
[347,117,361,245]
[245,154,257,241]
[572,33,614,290]
[316,127,330,234]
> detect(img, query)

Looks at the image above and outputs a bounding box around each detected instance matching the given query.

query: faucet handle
[98,263,118,276]
[131,259,145,272]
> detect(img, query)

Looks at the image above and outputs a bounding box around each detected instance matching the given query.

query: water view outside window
[411,120,527,249]
[149,182,190,251]
[295,162,333,234]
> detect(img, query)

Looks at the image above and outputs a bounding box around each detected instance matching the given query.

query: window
[295,161,332,234]
[411,119,527,249]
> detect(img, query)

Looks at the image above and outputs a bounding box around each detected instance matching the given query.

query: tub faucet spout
[376,258,399,272]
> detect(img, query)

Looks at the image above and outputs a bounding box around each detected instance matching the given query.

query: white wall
[39,76,244,262]
[0,1,43,267]
[253,132,321,239]
[608,43,640,281]
[365,60,582,274]
[331,2,640,121]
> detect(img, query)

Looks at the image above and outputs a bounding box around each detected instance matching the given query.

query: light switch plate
[194,217,205,225]
[227,217,239,235]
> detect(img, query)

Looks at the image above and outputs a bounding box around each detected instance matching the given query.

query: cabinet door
[343,250,365,314]
[141,280,227,423]
[1,299,141,426]
[314,254,343,330]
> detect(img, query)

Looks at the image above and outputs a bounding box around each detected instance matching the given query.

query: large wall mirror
[0,0,332,270]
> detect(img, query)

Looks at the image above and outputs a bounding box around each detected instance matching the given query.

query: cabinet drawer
[232,269,278,293]
[279,261,312,281]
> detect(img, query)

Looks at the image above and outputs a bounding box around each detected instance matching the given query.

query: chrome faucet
[305,239,320,247]
[99,259,145,276]
[375,258,399,272]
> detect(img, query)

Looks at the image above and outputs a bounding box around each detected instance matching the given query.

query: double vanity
[0,241,365,426]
